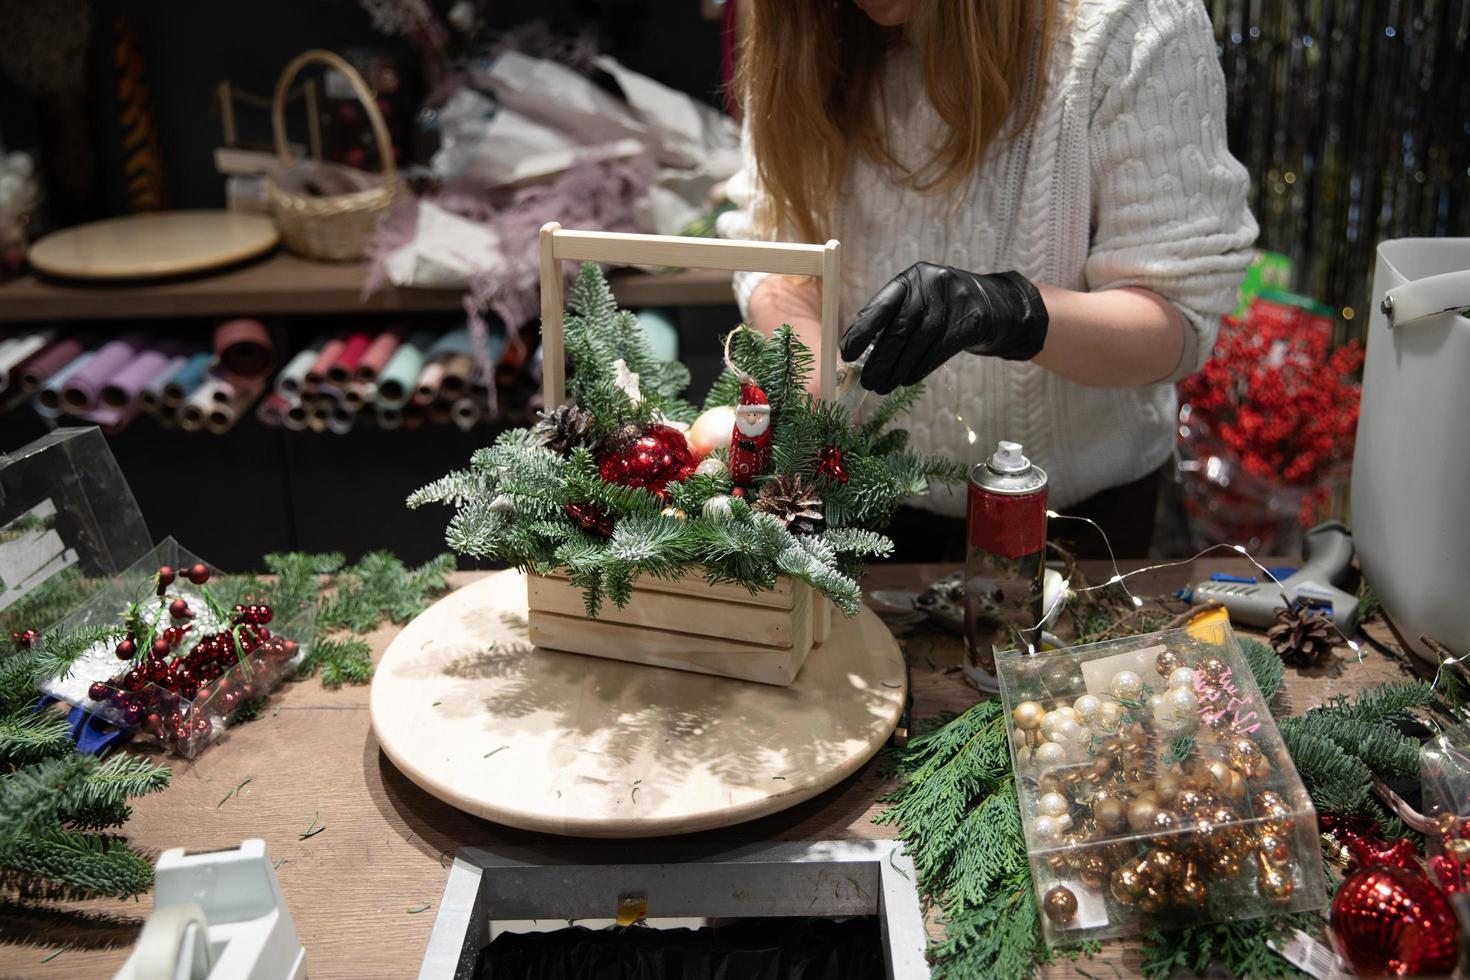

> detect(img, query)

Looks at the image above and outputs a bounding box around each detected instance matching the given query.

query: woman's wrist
[1029,284,1188,387]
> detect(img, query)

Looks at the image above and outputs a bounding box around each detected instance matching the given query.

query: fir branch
[1141,917,1314,979]
[295,636,372,688]
[0,755,92,850]
[0,711,73,766]
[1239,636,1286,702]
[0,827,153,899]
[56,755,170,830]
[30,624,128,685]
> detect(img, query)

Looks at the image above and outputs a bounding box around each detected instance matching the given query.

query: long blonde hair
[735,0,1056,243]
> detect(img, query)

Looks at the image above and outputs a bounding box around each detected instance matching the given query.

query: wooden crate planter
[529,224,842,686]
[527,572,833,686]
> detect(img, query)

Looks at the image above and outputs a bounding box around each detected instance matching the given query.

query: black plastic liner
[474,916,885,980]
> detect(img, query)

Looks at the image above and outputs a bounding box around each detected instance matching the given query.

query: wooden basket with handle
[527,223,842,686]
[265,49,399,261]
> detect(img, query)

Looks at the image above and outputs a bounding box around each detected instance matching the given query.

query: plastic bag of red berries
[37,538,313,757]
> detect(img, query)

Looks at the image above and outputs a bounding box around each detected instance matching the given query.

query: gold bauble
[1111,867,1145,904]
[1078,853,1109,889]
[1095,797,1128,835]
[1227,737,1262,776]
[1146,847,1180,878]
[1256,831,1291,864]
[1446,838,1470,862]
[1173,875,1208,907]
[1043,885,1079,925]
[1037,772,1064,796]
[1092,756,1114,779]
[1012,700,1045,732]
[1208,849,1242,877]
[660,506,688,520]
[1252,790,1285,810]
[1256,858,1295,905]
[1126,797,1161,832]
[1154,773,1183,802]
[1175,788,1208,813]
[1155,649,1182,677]
[1223,770,1248,801]
[1138,885,1167,913]
[1149,808,1184,848]
[1198,657,1229,684]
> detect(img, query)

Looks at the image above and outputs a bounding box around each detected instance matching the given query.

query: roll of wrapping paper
[402,400,426,429]
[357,329,401,382]
[81,401,139,435]
[164,351,212,405]
[204,380,264,434]
[342,384,367,409]
[423,327,472,362]
[179,377,227,431]
[36,352,97,416]
[275,346,318,397]
[214,319,275,388]
[451,397,482,431]
[282,395,309,431]
[256,392,288,428]
[19,337,85,392]
[139,353,188,412]
[414,359,447,403]
[0,330,56,389]
[100,348,172,410]
[210,376,238,403]
[375,329,435,408]
[305,337,345,387]
[427,397,452,426]
[438,353,474,399]
[327,331,372,385]
[325,400,355,434]
[62,334,142,412]
[636,310,680,361]
[376,404,404,429]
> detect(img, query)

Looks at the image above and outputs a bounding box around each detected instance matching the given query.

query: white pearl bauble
[1098,702,1123,728]
[1033,814,1064,842]
[687,405,736,457]
[1056,706,1079,722]
[1169,667,1198,690]
[694,457,728,478]
[1038,791,1070,817]
[1033,742,1067,767]
[1072,694,1102,726]
[1050,718,1083,746]
[1040,710,1068,740]
[1164,685,1199,718]
[1148,693,1167,717]
[702,495,734,520]
[1109,670,1143,701]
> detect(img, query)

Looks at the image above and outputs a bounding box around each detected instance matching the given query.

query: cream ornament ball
[687,405,736,458]
[694,457,728,478]
[702,494,735,521]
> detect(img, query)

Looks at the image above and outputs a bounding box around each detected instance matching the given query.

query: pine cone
[533,405,596,455]
[753,475,825,535]
[1267,604,1337,666]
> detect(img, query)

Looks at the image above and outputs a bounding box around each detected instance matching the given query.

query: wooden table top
[0,561,1421,979]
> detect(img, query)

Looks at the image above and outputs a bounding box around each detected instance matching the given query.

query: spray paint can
[963,441,1048,691]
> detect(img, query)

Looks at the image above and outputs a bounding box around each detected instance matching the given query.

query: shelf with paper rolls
[0,310,684,437]
[0,253,736,322]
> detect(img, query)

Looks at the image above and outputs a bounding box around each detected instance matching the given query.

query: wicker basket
[266,49,398,261]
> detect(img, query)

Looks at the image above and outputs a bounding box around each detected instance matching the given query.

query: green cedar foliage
[411,262,964,615]
[880,634,1435,979]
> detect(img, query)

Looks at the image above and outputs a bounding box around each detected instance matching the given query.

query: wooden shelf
[0,250,736,322]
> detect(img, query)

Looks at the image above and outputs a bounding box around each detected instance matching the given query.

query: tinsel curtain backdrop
[1211,0,1470,328]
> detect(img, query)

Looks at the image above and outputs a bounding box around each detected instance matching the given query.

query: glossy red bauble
[169,598,190,620]
[115,638,136,660]
[186,563,210,585]
[87,681,110,701]
[1330,864,1459,977]
[152,637,171,659]
[595,424,695,496]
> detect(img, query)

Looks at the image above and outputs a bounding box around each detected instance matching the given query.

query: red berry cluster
[1178,298,1364,527]
[10,629,38,650]
[87,594,293,749]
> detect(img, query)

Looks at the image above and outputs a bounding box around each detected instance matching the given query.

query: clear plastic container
[38,537,312,758]
[1421,730,1470,928]
[995,624,1326,944]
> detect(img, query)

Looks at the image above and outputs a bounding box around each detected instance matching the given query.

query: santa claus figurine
[728,380,772,486]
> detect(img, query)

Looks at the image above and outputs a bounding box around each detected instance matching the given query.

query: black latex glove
[838,262,1049,394]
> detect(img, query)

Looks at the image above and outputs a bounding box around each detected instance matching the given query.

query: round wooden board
[370,569,907,838]
[28,211,279,280]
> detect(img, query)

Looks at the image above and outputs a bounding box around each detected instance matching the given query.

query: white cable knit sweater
[717,0,1258,515]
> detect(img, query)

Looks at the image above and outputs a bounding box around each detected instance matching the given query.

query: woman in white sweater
[718,0,1257,556]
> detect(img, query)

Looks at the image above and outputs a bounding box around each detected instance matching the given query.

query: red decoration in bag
[816,445,849,484]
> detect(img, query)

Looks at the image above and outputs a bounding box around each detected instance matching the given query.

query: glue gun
[1183,521,1358,632]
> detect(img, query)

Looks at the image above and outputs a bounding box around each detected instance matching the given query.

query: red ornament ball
[186,563,210,585]
[152,637,172,659]
[1330,864,1459,977]
[122,669,146,693]
[88,681,110,701]
[565,502,615,537]
[169,598,191,620]
[157,565,175,587]
[115,638,136,660]
[596,424,695,496]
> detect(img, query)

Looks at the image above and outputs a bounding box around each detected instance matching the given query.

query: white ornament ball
[702,494,734,521]
[694,457,728,478]
[1164,685,1199,719]
[1098,701,1123,729]
[1072,694,1102,726]
[1148,693,1167,717]
[1109,670,1143,701]
[1050,718,1083,746]
[687,405,736,458]
[1040,710,1068,740]
[1169,667,1198,690]
[1038,791,1070,817]
[1033,814,1064,842]
[1033,741,1067,768]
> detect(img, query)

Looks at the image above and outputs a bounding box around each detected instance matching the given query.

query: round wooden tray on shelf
[27,211,279,281]
[369,569,907,838]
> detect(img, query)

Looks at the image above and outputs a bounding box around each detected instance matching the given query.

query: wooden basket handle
[539,224,841,405]
[271,49,397,183]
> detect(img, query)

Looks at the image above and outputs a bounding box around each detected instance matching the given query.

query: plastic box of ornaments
[38,538,312,758]
[995,624,1327,943]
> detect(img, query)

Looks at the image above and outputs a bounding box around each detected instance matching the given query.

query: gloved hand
[838,262,1049,394]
